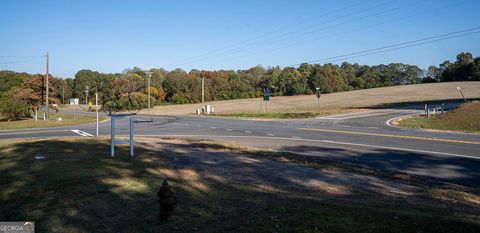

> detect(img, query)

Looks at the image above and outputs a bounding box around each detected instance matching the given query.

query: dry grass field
[141,82,480,116]
[399,101,480,133]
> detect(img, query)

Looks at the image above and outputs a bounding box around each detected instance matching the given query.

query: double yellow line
[300,128,480,145]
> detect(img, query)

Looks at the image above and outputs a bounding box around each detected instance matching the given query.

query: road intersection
[1,104,479,186]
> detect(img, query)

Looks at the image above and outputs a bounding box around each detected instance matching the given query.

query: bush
[172,94,189,104]
[120,92,149,110]
[0,95,30,121]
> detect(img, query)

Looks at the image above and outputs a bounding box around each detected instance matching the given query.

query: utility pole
[456,86,467,103]
[316,87,321,112]
[95,90,99,139]
[85,86,89,105]
[201,77,205,104]
[62,87,65,105]
[45,52,49,120]
[147,72,151,111]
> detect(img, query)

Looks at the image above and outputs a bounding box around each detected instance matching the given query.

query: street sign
[70,98,79,120]
[315,88,321,99]
[263,87,270,101]
[70,98,79,105]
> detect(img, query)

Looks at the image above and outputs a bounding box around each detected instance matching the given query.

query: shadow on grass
[364,98,480,110]
[0,139,479,232]
[267,144,480,187]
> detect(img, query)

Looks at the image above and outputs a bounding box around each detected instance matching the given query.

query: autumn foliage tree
[0,88,31,121]
[2,51,478,119]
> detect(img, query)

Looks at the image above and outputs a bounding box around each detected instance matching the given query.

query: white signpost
[70,98,79,119]
[70,98,79,105]
[110,109,135,157]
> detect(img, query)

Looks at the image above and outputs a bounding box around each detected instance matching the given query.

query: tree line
[1,51,479,121]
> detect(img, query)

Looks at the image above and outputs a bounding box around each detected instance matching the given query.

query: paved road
[1,102,479,186]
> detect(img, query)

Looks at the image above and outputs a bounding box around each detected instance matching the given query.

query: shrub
[120,92,149,110]
[172,94,189,104]
[0,94,30,121]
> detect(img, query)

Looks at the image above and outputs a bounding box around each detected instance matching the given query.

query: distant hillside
[143,82,480,115]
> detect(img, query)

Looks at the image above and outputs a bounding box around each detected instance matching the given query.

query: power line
[188,0,471,66]
[277,0,470,55]
[288,27,480,66]
[166,0,399,69]
[164,0,367,68]
[213,0,411,59]
[0,55,44,58]
[0,57,44,65]
[322,31,480,64]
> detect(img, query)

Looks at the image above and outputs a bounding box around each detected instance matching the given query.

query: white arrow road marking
[71,129,93,137]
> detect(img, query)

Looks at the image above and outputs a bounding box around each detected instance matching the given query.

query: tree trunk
[34,108,38,122]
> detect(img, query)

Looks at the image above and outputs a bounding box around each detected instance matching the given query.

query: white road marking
[266,133,275,136]
[341,125,351,128]
[292,136,302,139]
[318,112,391,120]
[385,115,407,128]
[385,114,480,136]
[368,127,379,129]
[70,129,93,137]
[134,134,479,160]
[245,131,252,134]
[226,129,233,131]
[210,127,216,129]
[319,140,480,159]
[184,124,189,126]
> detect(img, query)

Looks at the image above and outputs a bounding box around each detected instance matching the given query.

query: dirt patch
[138,137,480,210]
[2,137,479,232]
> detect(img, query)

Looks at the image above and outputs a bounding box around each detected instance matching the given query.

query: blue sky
[1,0,479,78]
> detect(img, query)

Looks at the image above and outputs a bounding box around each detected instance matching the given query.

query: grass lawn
[0,138,479,232]
[399,101,480,133]
[0,111,105,130]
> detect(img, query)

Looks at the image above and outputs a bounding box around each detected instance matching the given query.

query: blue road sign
[263,87,270,101]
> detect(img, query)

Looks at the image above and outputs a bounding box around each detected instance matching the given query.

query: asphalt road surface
[1,103,479,187]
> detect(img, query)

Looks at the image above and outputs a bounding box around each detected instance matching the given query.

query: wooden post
[45,52,49,120]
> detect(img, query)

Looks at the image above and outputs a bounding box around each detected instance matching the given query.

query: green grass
[0,138,479,232]
[399,101,480,133]
[216,112,328,119]
[0,111,105,130]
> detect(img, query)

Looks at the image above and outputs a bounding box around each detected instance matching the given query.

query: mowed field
[142,82,480,115]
